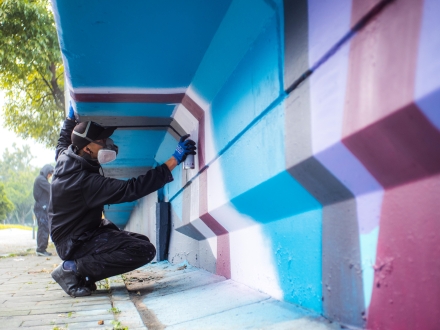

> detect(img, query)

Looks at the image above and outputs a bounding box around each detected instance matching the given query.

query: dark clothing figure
[49,118,173,288]
[33,164,54,255]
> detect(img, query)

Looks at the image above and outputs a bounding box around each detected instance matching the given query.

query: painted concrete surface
[50,0,440,328]
[125,261,340,330]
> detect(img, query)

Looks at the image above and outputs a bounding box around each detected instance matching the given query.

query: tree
[0,0,64,148]
[0,182,14,223]
[0,144,39,224]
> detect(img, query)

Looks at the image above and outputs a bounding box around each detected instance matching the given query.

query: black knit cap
[71,121,116,150]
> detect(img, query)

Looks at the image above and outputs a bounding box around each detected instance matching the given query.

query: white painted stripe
[308,0,353,67]
[230,225,283,300]
[209,202,257,234]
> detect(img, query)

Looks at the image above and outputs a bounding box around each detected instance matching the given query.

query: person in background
[33,164,54,256]
[49,104,196,297]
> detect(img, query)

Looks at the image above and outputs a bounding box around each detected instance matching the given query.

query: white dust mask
[96,138,119,164]
[97,149,117,164]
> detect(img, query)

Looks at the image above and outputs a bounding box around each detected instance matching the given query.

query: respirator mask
[95,138,119,164]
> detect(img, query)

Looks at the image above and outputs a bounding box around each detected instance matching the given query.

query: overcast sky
[0,91,56,169]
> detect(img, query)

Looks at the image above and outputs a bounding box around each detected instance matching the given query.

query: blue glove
[67,102,75,120]
[172,134,196,164]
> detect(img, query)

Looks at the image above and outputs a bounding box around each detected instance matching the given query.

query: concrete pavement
[0,249,144,330]
[0,250,344,329]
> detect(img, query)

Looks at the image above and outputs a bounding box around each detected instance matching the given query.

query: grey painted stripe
[321,200,365,325]
[284,66,364,325]
[284,0,309,90]
[78,116,186,141]
[288,157,353,204]
[169,120,187,139]
[102,166,152,179]
[175,222,206,241]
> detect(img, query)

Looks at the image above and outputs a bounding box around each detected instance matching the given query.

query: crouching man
[49,105,196,297]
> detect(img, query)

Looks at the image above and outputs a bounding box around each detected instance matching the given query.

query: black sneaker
[51,264,91,298]
[36,250,52,257]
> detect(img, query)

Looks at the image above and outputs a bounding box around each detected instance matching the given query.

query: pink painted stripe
[342,0,440,328]
[71,91,185,104]
[367,176,440,330]
[342,0,422,136]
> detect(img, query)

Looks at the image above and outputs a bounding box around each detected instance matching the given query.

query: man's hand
[172,134,196,164]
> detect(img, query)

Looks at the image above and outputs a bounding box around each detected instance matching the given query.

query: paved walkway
[0,250,144,330]
[0,250,343,330]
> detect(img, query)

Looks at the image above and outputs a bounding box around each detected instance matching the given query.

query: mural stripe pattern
[181,95,232,279]
[284,0,364,325]
[341,0,440,328]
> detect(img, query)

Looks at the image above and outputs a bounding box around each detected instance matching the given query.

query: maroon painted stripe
[71,91,185,104]
[343,104,440,189]
[182,95,206,168]
[181,95,204,121]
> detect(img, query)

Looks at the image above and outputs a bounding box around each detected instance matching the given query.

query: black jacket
[49,118,173,255]
[33,164,54,219]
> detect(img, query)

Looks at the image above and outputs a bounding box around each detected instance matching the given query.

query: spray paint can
[183,154,195,170]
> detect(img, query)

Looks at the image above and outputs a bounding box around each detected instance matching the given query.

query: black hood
[53,145,101,179]
[40,164,54,178]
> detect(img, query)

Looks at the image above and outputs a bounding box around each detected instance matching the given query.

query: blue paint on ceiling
[102,130,167,168]
[53,0,233,88]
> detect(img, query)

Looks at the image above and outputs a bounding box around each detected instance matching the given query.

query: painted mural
[152,0,440,328]
[52,0,440,328]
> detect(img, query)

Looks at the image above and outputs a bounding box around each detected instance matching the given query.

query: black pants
[56,222,156,282]
[36,217,50,252]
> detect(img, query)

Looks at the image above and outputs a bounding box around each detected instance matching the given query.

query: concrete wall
[126,0,440,328]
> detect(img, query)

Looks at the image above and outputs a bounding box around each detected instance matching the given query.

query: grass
[98,278,111,291]
[108,307,121,314]
[0,224,33,230]
[0,248,34,259]
[1,244,56,259]
[111,320,128,330]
